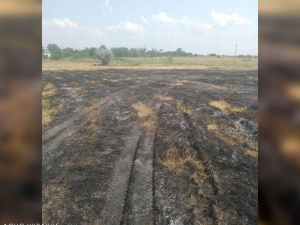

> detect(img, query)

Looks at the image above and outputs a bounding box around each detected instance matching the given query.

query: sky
[42,0,258,55]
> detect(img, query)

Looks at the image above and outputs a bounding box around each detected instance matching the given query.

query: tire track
[42,92,123,169]
[101,85,171,225]
[100,124,142,225]
[42,81,154,169]
[42,125,76,169]
[129,100,162,225]
[42,91,122,143]
[43,81,152,143]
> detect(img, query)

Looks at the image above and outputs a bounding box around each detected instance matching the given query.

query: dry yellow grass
[159,146,203,173]
[209,100,247,115]
[176,100,192,114]
[173,80,189,86]
[74,86,86,94]
[245,150,258,157]
[206,118,257,157]
[42,83,63,126]
[154,94,173,101]
[109,79,120,82]
[42,83,57,97]
[43,56,257,71]
[132,102,153,118]
[85,105,101,134]
[42,102,63,126]
[207,123,218,131]
[132,102,156,131]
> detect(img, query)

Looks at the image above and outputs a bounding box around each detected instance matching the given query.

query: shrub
[47,44,62,60]
[94,49,113,65]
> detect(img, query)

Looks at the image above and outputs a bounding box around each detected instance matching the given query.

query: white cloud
[211,10,252,26]
[102,0,112,11]
[152,12,177,24]
[144,13,211,32]
[43,18,79,28]
[43,18,103,47]
[43,18,102,36]
[105,21,145,34]
[180,17,212,31]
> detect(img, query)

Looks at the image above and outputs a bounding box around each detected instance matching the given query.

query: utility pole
[234,43,237,63]
[61,46,64,59]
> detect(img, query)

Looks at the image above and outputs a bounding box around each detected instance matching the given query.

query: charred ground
[42,69,257,225]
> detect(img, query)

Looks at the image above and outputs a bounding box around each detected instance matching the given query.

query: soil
[42,69,257,225]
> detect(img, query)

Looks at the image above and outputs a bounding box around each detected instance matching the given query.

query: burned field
[42,69,257,225]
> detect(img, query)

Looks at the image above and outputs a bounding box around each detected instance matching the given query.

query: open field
[42,65,257,224]
[43,56,257,71]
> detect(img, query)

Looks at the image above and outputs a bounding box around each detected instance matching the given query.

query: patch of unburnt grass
[206,119,257,157]
[209,100,247,115]
[154,94,173,101]
[176,100,192,115]
[158,146,214,211]
[159,146,203,174]
[132,102,157,131]
[173,80,189,86]
[42,83,63,126]
[74,87,87,95]
[82,104,102,137]
[42,83,57,97]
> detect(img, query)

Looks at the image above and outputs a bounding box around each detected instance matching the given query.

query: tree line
[43,43,257,60]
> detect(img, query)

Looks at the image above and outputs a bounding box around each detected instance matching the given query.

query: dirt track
[42,69,257,225]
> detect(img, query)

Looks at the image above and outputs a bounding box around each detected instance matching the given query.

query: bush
[47,44,62,60]
[94,49,113,65]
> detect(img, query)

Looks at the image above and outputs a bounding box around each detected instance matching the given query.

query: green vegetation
[94,48,113,65]
[47,44,62,60]
[43,43,257,61]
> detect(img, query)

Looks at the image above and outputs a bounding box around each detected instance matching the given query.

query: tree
[79,48,90,58]
[111,47,130,57]
[99,45,107,50]
[47,44,62,60]
[63,47,74,58]
[94,48,113,65]
[89,47,97,57]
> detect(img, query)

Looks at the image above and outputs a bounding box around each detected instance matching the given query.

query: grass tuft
[154,94,173,101]
[176,100,192,114]
[42,83,57,97]
[209,100,247,115]
[159,146,203,173]
[207,123,218,131]
[42,83,63,126]
[205,117,258,156]
[132,102,156,131]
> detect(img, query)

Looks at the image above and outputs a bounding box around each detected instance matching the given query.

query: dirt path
[101,89,169,224]
[100,124,142,224]
[128,101,162,225]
